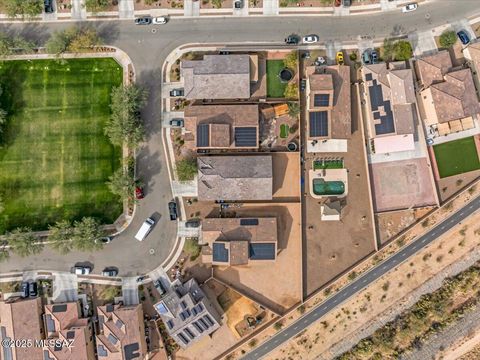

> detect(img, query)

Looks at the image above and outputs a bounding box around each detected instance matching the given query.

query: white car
[74,266,91,275]
[152,16,169,25]
[302,35,319,44]
[402,3,417,13]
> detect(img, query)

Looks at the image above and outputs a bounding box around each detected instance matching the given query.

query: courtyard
[0,58,123,233]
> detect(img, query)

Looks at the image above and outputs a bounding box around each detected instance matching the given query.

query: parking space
[52,272,78,302]
[177,222,201,237]
[409,30,438,57]
[451,19,477,42]
[161,111,185,127]
[325,40,344,65]
[161,82,184,98]
[233,0,249,16]
[357,36,374,59]
[121,277,140,305]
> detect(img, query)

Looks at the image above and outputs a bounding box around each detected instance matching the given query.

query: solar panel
[249,243,276,260]
[234,127,257,147]
[193,322,204,332]
[52,304,67,313]
[197,124,210,147]
[97,345,107,357]
[240,218,258,226]
[212,243,229,262]
[309,111,329,137]
[314,94,330,107]
[203,315,215,326]
[365,73,373,81]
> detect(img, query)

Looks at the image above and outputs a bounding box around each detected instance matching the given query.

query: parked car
[152,16,169,24]
[102,268,119,277]
[135,218,155,241]
[74,266,91,275]
[342,0,351,6]
[169,88,184,97]
[44,0,54,13]
[136,275,147,283]
[95,236,112,244]
[168,201,178,221]
[185,219,200,228]
[402,3,417,13]
[234,0,243,8]
[370,50,378,64]
[301,51,310,59]
[426,138,434,146]
[457,30,470,45]
[285,34,300,45]
[303,34,319,44]
[154,279,167,295]
[362,50,371,64]
[336,51,344,65]
[135,17,152,25]
[219,50,230,55]
[300,79,307,92]
[29,282,38,297]
[21,282,29,298]
[169,119,184,127]
[135,186,144,200]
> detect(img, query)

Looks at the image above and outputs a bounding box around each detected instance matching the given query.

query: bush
[439,30,457,48]
[85,0,111,12]
[284,83,298,100]
[349,52,357,61]
[46,26,101,55]
[283,51,298,71]
[2,0,42,19]
[176,158,197,181]
[393,41,413,61]
[274,321,283,331]
[184,238,201,261]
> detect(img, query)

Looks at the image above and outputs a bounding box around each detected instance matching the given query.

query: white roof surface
[373,134,415,154]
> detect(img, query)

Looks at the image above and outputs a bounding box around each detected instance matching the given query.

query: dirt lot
[303,85,376,297]
[375,206,434,245]
[272,152,300,200]
[268,210,480,360]
[213,202,302,314]
[438,169,480,202]
[369,158,437,212]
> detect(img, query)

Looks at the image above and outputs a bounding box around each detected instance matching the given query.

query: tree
[439,30,457,48]
[287,102,300,118]
[72,217,104,252]
[105,84,147,149]
[46,27,101,55]
[2,0,43,19]
[6,227,42,257]
[67,28,100,52]
[284,82,298,100]
[393,40,413,61]
[85,0,111,13]
[11,36,35,54]
[283,51,298,71]
[48,220,74,254]
[107,166,138,202]
[176,158,197,182]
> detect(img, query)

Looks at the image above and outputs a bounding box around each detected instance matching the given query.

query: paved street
[242,195,480,359]
[0,0,478,277]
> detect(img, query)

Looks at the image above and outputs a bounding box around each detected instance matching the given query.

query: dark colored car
[168,201,178,221]
[135,186,144,200]
[169,88,184,97]
[169,119,184,127]
[135,17,152,25]
[29,282,38,297]
[234,0,243,8]
[102,268,119,277]
[21,282,29,298]
[301,51,310,59]
[362,50,371,65]
[370,50,378,64]
[300,79,307,92]
[136,275,147,283]
[285,34,300,45]
[154,279,167,295]
[342,0,351,6]
[185,219,200,228]
[457,30,470,45]
[44,0,54,13]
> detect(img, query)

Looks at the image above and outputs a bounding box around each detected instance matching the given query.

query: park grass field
[0,58,123,233]
[266,60,287,98]
[433,136,480,178]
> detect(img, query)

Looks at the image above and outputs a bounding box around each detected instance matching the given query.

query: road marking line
[353,285,357,290]
[363,278,367,283]
[304,319,309,324]
[284,333,288,337]
[293,326,298,330]
[459,212,464,216]
[431,232,436,236]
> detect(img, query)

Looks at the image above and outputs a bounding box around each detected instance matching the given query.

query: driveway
[0,0,479,277]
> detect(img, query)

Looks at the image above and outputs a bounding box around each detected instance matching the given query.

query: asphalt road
[0,0,479,276]
[242,195,480,359]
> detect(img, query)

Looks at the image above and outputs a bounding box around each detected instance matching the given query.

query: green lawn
[266,60,287,98]
[280,124,289,138]
[433,136,480,178]
[313,159,344,170]
[0,58,123,233]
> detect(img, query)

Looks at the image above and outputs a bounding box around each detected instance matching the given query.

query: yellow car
[336,51,344,65]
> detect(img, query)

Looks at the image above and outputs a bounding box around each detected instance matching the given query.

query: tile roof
[415,50,452,88]
[197,155,273,201]
[181,55,251,99]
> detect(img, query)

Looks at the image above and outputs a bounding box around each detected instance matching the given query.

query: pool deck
[308,169,348,199]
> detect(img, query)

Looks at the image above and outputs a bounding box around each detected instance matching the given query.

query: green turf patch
[313,159,344,170]
[433,136,480,178]
[0,58,123,233]
[280,123,289,138]
[266,60,287,98]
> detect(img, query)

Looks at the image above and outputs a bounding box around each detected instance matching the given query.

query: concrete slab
[263,0,278,15]
[409,30,438,57]
[52,272,78,302]
[119,0,135,19]
[122,277,139,305]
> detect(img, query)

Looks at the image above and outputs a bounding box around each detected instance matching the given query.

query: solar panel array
[368,79,395,135]
[309,111,329,137]
[249,243,276,260]
[234,127,257,147]
[240,218,259,226]
[212,243,229,262]
[314,94,330,107]
[197,124,210,147]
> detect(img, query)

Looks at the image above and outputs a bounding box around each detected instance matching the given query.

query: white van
[135,218,155,241]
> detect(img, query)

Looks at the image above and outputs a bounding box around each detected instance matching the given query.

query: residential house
[415,50,480,137]
[464,41,480,93]
[0,297,45,360]
[197,155,273,201]
[43,302,95,360]
[361,62,417,154]
[96,304,147,360]
[154,278,221,349]
[181,54,258,100]
[201,217,278,266]
[183,104,259,150]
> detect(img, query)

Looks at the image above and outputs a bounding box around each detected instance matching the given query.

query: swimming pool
[312,179,345,196]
